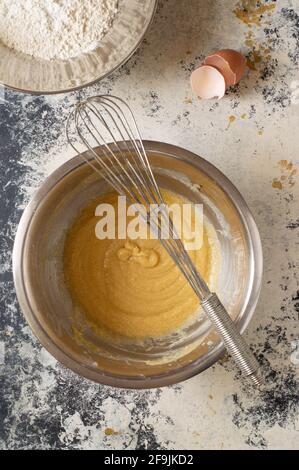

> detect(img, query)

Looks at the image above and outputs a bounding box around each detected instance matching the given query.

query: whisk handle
[201,293,263,388]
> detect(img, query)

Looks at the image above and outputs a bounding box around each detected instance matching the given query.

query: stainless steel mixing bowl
[13,141,263,388]
[0,0,157,94]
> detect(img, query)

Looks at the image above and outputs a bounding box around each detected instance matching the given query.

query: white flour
[0,0,119,60]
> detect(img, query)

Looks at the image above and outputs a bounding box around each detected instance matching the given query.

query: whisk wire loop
[67,95,210,298]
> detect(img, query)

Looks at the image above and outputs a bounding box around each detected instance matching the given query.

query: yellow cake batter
[64,190,219,339]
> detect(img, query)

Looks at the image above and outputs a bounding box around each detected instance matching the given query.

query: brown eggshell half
[204,49,246,87]
[204,55,236,88]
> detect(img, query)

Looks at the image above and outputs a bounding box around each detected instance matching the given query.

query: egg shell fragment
[190,65,226,100]
[204,49,246,87]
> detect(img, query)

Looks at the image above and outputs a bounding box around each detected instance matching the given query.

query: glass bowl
[0,0,157,94]
[13,141,263,388]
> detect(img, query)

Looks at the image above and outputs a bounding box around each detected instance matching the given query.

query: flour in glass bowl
[0,0,119,60]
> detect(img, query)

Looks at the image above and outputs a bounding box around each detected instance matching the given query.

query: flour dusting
[0,0,119,60]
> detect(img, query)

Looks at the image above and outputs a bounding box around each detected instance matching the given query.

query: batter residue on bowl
[64,189,220,340]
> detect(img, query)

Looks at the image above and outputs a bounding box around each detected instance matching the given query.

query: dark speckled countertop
[0,0,298,450]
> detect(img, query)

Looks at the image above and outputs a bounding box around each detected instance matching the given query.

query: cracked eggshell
[204,49,246,87]
[190,65,226,100]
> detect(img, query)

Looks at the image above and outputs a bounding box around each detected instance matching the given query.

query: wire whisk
[66,94,263,387]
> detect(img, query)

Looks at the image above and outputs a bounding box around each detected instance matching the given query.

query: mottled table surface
[0,0,298,450]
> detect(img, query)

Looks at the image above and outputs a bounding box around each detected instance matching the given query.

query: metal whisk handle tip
[248,372,264,389]
[201,293,263,388]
